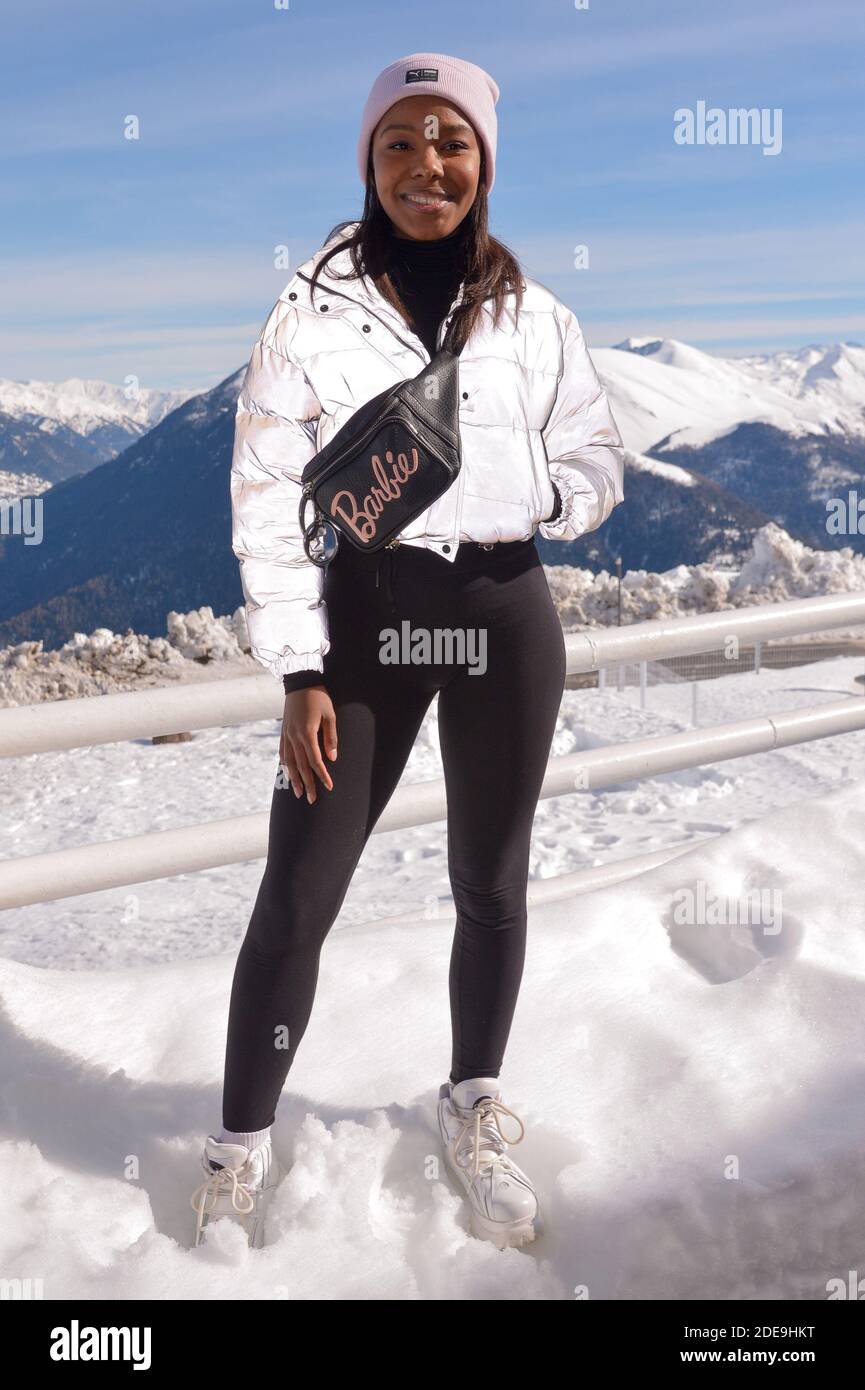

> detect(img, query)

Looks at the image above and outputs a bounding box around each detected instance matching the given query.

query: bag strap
[439,302,470,357]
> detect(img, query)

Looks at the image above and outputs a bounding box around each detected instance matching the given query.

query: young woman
[191,52,625,1251]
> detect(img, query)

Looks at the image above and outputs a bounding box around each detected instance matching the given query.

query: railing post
[640,659,647,709]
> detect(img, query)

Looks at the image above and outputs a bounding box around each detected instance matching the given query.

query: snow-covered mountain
[535,444,778,574]
[0,468,51,504]
[649,421,865,557]
[561,338,865,570]
[600,339,865,452]
[0,376,193,485]
[0,369,246,652]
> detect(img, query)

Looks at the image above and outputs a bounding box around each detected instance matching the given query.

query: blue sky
[2,0,863,390]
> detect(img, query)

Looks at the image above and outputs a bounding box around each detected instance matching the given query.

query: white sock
[218,1125,272,1150]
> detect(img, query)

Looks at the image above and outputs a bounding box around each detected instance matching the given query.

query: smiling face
[369,94,482,240]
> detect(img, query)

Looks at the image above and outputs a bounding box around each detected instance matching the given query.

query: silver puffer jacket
[230,221,626,680]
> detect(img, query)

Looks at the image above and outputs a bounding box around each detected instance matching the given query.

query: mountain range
[2,340,864,650]
[0,376,191,488]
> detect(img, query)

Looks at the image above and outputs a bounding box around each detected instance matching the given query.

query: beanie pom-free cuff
[357,52,499,193]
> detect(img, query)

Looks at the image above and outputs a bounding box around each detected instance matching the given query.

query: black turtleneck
[383,215,472,358]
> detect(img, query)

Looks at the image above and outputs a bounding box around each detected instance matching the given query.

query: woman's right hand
[280,687,338,803]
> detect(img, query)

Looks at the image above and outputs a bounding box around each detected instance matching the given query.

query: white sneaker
[437,1077,538,1248]
[190,1135,281,1249]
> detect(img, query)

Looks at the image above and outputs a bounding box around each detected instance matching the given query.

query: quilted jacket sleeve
[538,303,625,542]
[230,319,330,681]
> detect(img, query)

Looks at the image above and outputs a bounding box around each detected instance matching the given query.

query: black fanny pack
[299,322,463,569]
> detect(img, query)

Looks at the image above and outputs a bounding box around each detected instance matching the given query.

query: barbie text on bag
[298,323,464,570]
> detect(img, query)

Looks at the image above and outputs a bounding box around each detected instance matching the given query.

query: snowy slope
[599,339,865,453]
[0,767,863,1299]
[0,376,194,486]
[0,376,191,438]
[0,469,51,503]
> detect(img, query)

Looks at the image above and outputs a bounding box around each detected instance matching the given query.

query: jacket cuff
[537,469,593,541]
[282,669,326,694]
[266,648,326,680]
[543,481,563,525]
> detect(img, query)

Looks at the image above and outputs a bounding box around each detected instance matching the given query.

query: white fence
[1,591,865,910]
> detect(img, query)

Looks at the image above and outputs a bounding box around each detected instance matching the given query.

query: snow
[1,718,864,1297]
[0,470,52,504]
[621,449,698,487]
[599,339,865,452]
[0,606,251,707]
[0,375,191,437]
[2,522,865,1297]
[545,521,865,633]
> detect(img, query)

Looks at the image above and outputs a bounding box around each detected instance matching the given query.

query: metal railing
[596,638,865,723]
[2,590,865,910]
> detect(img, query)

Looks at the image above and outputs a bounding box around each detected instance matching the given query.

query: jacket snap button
[362,324,371,332]
[320,304,329,312]
[442,544,450,553]
[462,391,468,399]
[288,292,297,301]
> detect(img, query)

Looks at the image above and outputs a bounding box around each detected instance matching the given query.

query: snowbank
[546,522,865,635]
[0,607,253,707]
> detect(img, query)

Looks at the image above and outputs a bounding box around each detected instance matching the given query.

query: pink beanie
[357,52,500,193]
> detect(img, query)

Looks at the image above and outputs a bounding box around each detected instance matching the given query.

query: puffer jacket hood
[230,221,625,681]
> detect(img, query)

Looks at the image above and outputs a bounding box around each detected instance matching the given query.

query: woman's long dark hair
[305,148,524,353]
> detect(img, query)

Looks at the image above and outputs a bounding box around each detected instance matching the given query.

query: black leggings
[221,534,567,1130]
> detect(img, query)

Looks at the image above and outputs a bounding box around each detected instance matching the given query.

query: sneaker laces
[190,1159,257,1232]
[452,1097,526,1179]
